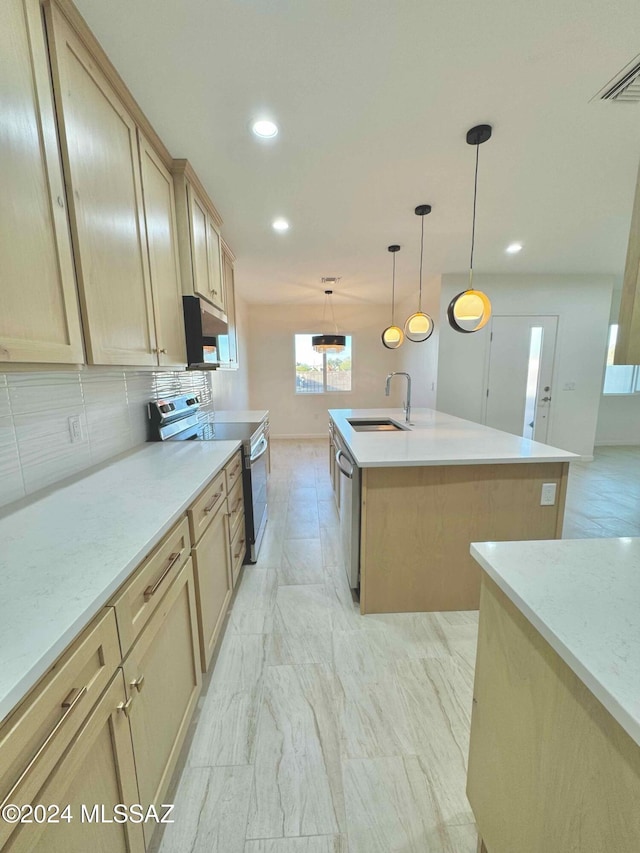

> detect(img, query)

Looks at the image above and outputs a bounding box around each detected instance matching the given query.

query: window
[295,334,352,394]
[602,325,640,394]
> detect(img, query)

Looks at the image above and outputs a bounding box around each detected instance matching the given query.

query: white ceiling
[75,0,640,305]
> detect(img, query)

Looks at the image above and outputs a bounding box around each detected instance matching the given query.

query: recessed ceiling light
[272,218,289,232]
[506,242,523,254]
[252,119,278,139]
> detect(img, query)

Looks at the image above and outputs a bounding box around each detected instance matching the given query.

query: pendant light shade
[312,289,346,353]
[382,245,404,349]
[448,124,493,334]
[404,204,434,343]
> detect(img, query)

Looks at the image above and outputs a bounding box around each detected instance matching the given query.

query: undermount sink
[347,418,410,432]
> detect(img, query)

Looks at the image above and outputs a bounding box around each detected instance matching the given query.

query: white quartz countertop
[0,440,240,724]
[471,537,640,747]
[329,407,578,467]
[212,409,269,423]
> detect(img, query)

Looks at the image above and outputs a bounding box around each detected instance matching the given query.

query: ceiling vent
[321,276,341,285]
[595,53,640,102]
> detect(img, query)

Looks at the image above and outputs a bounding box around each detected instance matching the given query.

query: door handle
[540,396,552,403]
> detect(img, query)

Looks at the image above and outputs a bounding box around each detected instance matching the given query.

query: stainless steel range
[147,395,268,562]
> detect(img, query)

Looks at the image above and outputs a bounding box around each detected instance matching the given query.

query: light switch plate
[540,482,557,506]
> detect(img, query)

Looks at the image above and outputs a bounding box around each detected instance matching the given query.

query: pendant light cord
[418,213,424,311]
[391,252,396,325]
[469,140,480,290]
[329,293,339,334]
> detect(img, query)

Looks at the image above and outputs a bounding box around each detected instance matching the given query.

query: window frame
[294,333,353,395]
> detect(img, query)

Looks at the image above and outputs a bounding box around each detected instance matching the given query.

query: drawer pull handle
[144,551,181,601]
[130,674,145,693]
[234,496,243,512]
[203,492,222,514]
[0,686,88,810]
[234,539,246,559]
[229,463,240,479]
[117,696,134,718]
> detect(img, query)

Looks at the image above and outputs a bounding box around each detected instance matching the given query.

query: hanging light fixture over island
[381,244,404,349]
[404,204,435,343]
[447,124,493,333]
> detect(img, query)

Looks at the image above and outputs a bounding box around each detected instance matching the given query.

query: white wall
[246,302,404,437]
[396,275,441,409]
[436,274,614,458]
[595,284,640,446]
[211,293,251,411]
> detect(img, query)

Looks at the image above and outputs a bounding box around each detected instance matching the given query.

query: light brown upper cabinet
[44,1,157,365]
[615,156,640,364]
[0,0,84,365]
[138,133,186,365]
[218,240,239,368]
[173,160,227,319]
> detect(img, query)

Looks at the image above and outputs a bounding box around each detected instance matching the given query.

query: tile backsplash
[0,368,213,510]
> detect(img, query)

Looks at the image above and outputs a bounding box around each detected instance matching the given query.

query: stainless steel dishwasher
[333,428,361,589]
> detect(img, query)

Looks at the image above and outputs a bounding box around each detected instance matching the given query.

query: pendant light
[448,124,493,333]
[404,204,434,343]
[381,244,404,349]
[312,289,346,353]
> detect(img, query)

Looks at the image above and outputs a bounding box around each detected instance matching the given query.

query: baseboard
[271,433,327,440]
[594,440,640,447]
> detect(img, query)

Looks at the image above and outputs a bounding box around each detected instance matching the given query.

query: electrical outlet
[68,415,84,443]
[540,482,557,506]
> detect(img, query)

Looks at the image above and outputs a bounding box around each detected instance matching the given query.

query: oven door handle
[250,435,269,464]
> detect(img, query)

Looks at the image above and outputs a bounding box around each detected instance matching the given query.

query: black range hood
[183,296,228,370]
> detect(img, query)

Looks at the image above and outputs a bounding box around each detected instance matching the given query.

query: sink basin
[347,418,409,432]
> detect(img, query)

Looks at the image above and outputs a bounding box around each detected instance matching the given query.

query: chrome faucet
[385,372,412,423]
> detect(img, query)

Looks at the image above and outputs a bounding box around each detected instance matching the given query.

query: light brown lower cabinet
[121,557,201,848]
[191,502,233,671]
[5,671,144,853]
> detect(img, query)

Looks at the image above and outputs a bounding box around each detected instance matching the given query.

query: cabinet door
[191,503,232,670]
[5,672,144,853]
[122,558,201,847]
[186,183,211,301]
[138,133,186,365]
[217,250,238,366]
[0,0,84,365]
[44,3,156,365]
[207,216,225,312]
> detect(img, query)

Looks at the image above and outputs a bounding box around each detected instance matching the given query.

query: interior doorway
[484,315,558,443]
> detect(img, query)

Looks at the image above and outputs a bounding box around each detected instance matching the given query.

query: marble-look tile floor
[157,441,640,852]
[563,446,640,538]
[158,439,480,853]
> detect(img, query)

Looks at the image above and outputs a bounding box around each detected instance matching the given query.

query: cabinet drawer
[225,451,243,493]
[110,516,191,656]
[227,477,245,540]
[230,517,246,588]
[0,609,120,838]
[188,467,227,544]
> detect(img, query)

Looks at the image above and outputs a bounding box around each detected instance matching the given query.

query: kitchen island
[328,407,577,613]
[468,538,640,853]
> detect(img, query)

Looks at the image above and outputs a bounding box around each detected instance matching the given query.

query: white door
[484,315,558,443]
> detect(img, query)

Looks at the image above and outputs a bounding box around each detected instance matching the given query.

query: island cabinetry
[359,461,568,614]
[172,160,226,317]
[121,558,201,848]
[44,2,158,366]
[468,576,640,853]
[0,0,84,365]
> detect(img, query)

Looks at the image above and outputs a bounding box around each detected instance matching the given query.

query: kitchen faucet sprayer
[385,372,412,424]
